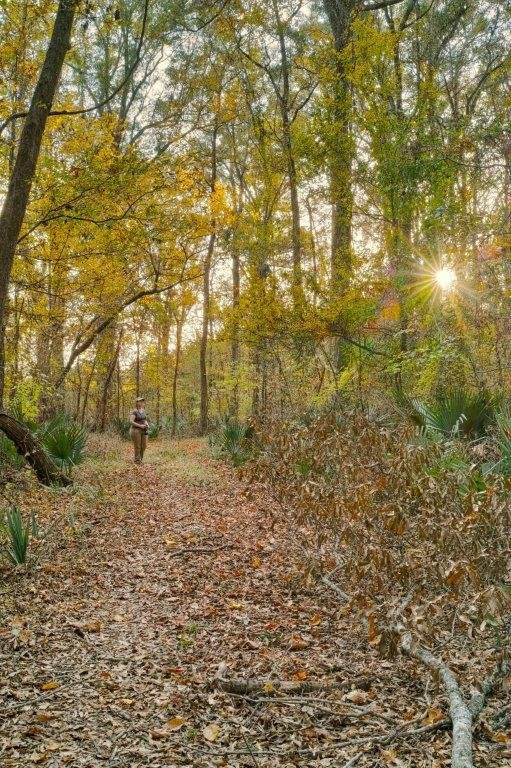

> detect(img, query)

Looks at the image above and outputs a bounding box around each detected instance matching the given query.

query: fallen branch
[399,632,475,768]
[167,546,229,558]
[212,675,372,695]
[321,574,506,768]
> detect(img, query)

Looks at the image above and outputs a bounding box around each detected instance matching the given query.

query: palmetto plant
[400,390,497,438]
[210,418,255,466]
[1,506,35,564]
[148,423,160,439]
[113,418,131,440]
[40,421,87,473]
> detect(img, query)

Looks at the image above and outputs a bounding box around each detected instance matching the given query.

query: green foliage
[399,389,497,438]
[9,380,41,425]
[210,417,255,466]
[489,409,511,477]
[40,421,87,473]
[113,418,131,440]
[1,506,35,565]
[36,412,72,440]
[248,411,511,645]
[0,432,24,470]
[148,423,160,439]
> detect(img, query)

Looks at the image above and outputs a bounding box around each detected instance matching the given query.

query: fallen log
[0,411,71,486]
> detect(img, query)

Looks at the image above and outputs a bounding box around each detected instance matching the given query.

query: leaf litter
[0,437,509,767]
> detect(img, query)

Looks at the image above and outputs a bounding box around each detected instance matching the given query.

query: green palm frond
[41,422,87,472]
[2,506,31,564]
[400,389,497,438]
[210,418,254,466]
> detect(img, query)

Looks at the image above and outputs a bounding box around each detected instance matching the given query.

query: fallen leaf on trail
[289,635,309,650]
[167,717,186,731]
[345,689,369,705]
[228,601,243,609]
[422,707,444,725]
[35,713,55,723]
[382,747,397,763]
[252,556,262,567]
[112,613,125,622]
[491,731,510,743]
[40,681,59,691]
[292,669,308,681]
[83,620,101,633]
[265,621,279,630]
[203,723,221,742]
[150,729,170,740]
[263,682,276,693]
[309,613,321,625]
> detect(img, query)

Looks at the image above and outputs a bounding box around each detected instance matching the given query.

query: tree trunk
[96,330,122,432]
[80,359,96,427]
[171,310,184,437]
[0,0,78,402]
[199,122,218,436]
[230,248,240,419]
[272,0,304,311]
[135,330,141,396]
[323,0,355,297]
[0,412,71,486]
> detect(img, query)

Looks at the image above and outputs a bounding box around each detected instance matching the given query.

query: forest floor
[0,437,509,768]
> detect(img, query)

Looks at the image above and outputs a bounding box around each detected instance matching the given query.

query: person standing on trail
[130,397,149,464]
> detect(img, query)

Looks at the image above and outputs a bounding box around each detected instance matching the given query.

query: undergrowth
[247,409,511,654]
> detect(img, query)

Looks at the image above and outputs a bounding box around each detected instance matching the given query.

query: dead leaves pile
[0,437,509,767]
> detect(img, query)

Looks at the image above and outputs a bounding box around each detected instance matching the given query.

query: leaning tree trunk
[0,0,78,403]
[0,412,71,486]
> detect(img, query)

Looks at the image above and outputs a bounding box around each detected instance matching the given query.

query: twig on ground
[212,675,373,695]
[167,546,229,557]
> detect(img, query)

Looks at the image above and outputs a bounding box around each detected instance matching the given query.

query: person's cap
[135,396,145,403]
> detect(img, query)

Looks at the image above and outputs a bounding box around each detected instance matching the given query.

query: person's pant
[130,428,147,463]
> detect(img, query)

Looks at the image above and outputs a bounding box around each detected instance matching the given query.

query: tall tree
[0,0,78,402]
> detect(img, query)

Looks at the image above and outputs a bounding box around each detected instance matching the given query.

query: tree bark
[230,247,240,419]
[272,0,304,312]
[322,0,355,297]
[0,0,78,402]
[171,309,184,437]
[96,329,122,432]
[0,412,71,486]
[199,122,218,436]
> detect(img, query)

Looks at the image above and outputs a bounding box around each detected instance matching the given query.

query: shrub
[40,421,87,473]
[399,389,497,438]
[489,408,511,477]
[247,411,511,651]
[1,506,35,564]
[113,418,131,440]
[36,412,72,440]
[0,432,25,470]
[210,417,255,466]
[148,422,160,439]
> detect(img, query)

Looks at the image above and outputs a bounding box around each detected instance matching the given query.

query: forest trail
[0,439,506,767]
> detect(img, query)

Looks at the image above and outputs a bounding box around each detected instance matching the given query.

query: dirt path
[0,439,506,767]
